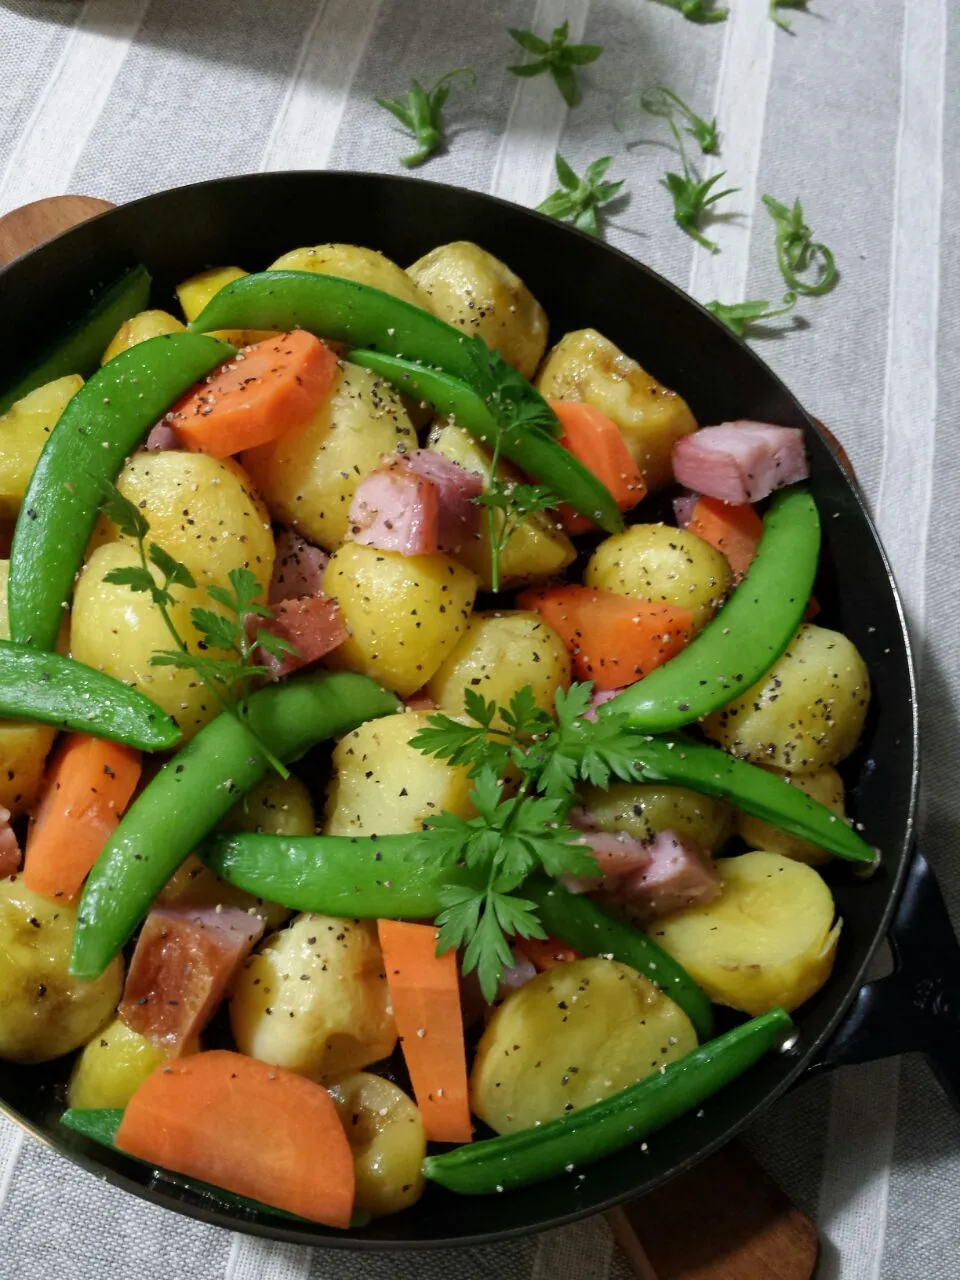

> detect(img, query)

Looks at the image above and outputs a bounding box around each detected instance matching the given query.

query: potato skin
[244,361,414,552]
[176,265,274,346]
[67,1016,167,1109]
[429,423,575,588]
[269,244,431,311]
[329,1072,425,1217]
[0,375,83,518]
[0,561,55,813]
[324,543,478,696]
[471,958,696,1134]
[0,876,123,1062]
[737,767,845,866]
[324,711,474,836]
[652,852,840,1015]
[101,310,186,363]
[407,241,548,378]
[579,781,733,854]
[230,913,396,1081]
[586,523,731,632]
[702,624,871,772]
[426,611,570,721]
[535,329,698,491]
[90,451,275,592]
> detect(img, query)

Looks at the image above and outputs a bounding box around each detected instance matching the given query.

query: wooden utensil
[0,194,114,267]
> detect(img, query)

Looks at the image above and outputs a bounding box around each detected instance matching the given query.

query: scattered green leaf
[769,0,809,32]
[662,166,739,253]
[762,195,837,295]
[508,21,603,108]
[537,153,625,239]
[375,68,475,168]
[641,86,719,154]
[705,293,798,337]
[651,0,728,24]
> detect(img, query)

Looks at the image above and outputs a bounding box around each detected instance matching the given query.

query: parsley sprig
[376,68,475,168]
[508,21,603,108]
[97,484,296,776]
[537,153,625,238]
[762,195,838,296]
[705,292,798,337]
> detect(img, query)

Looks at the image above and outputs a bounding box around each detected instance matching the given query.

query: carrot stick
[687,496,763,579]
[549,400,645,533]
[169,331,336,458]
[115,1050,355,1226]
[513,935,580,971]
[24,735,140,901]
[377,920,472,1144]
[517,585,693,690]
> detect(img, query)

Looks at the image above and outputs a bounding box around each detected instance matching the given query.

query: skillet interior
[0,172,918,1247]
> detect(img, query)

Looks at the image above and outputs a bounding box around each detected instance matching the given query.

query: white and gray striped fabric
[1,0,957,1276]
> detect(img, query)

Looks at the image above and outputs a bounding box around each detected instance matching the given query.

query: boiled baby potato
[230,913,396,1081]
[471,957,696,1134]
[0,876,122,1062]
[67,1016,167,1109]
[244,361,414,552]
[0,561,55,814]
[269,243,430,311]
[71,543,223,738]
[176,264,275,346]
[329,1072,425,1217]
[0,374,83,518]
[536,328,697,492]
[702,624,871,773]
[579,781,733,854]
[324,543,477,696]
[737,767,845,866]
[586,523,731,632]
[101,310,186,363]
[652,851,840,1015]
[430,423,575,588]
[90,451,275,593]
[324,711,474,836]
[426,611,570,722]
[407,241,548,378]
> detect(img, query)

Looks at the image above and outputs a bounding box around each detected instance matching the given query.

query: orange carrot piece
[169,330,336,458]
[115,1050,355,1226]
[549,400,645,533]
[513,935,580,971]
[687,496,764,579]
[518,585,693,691]
[24,735,140,901]
[377,920,472,1144]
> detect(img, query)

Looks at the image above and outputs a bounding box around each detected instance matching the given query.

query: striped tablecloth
[1,0,957,1276]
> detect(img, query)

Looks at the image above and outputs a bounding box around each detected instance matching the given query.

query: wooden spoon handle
[0,195,114,266]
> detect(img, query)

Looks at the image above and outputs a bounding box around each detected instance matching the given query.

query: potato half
[67,1017,167,1109]
[269,243,430,311]
[101,310,186,363]
[0,375,83,518]
[737,767,845,866]
[0,561,55,813]
[329,1072,426,1217]
[579,781,733,854]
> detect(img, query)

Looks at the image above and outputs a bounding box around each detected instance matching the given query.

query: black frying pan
[0,172,957,1249]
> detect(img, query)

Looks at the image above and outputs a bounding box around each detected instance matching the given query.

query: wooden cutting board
[0,191,820,1280]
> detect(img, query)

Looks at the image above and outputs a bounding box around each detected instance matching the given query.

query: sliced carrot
[168,330,337,458]
[377,919,472,1144]
[513,935,580,971]
[549,400,645,533]
[115,1049,354,1226]
[687,496,763,579]
[24,735,140,901]
[518,584,693,691]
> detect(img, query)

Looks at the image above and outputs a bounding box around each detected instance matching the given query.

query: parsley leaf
[639,87,719,155]
[537,153,625,238]
[376,68,475,168]
[705,293,798,337]
[762,195,838,296]
[508,21,604,108]
[662,166,738,253]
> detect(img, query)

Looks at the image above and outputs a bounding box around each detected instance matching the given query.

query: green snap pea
[0,639,180,750]
[0,265,150,415]
[9,332,234,652]
[423,1009,794,1195]
[70,671,399,980]
[349,348,623,534]
[525,876,714,1040]
[604,487,820,731]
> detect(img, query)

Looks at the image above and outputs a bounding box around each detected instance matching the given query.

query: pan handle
[809,850,960,1111]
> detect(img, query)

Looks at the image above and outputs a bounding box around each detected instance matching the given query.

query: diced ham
[0,807,21,878]
[569,808,653,876]
[120,903,264,1053]
[269,529,329,603]
[672,422,808,504]
[253,594,348,679]
[348,464,439,556]
[672,491,700,528]
[495,949,538,1003]
[405,691,437,712]
[143,422,180,452]
[402,450,483,552]
[616,831,720,922]
[582,687,624,723]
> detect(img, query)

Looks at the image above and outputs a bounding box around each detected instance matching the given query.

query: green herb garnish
[507,21,603,108]
[641,87,719,154]
[762,195,838,296]
[662,165,738,253]
[651,0,728,24]
[537,154,625,238]
[375,68,475,168]
[770,0,808,31]
[705,293,798,336]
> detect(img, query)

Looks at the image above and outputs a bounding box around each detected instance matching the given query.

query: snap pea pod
[525,876,714,1040]
[201,830,478,918]
[423,1008,793,1195]
[349,348,623,534]
[9,332,234,652]
[0,264,150,415]
[70,671,399,980]
[0,639,180,750]
[604,486,820,731]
